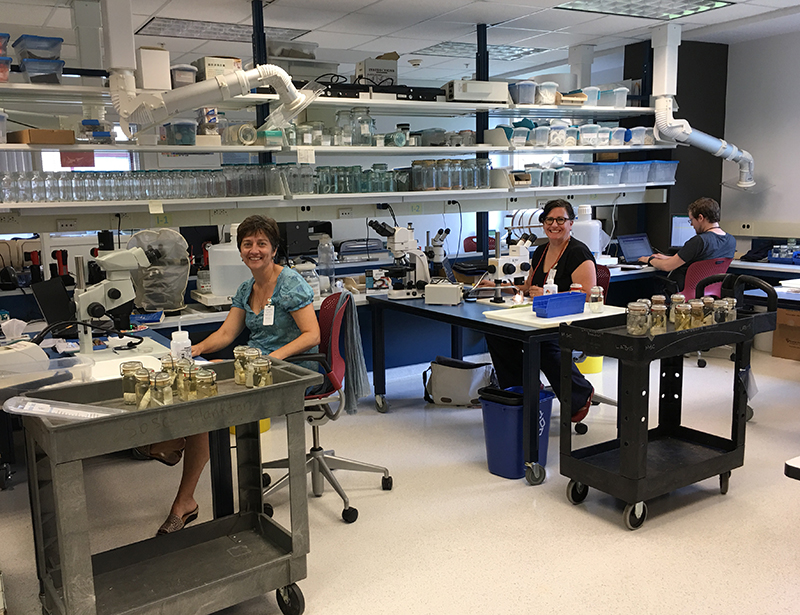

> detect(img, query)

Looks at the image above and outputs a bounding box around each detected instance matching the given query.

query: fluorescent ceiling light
[136,17,309,42]
[411,41,547,61]
[556,0,732,20]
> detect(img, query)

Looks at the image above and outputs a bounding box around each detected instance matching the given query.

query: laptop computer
[30,277,79,339]
[617,233,655,266]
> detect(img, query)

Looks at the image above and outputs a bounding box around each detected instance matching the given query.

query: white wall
[723,31,800,240]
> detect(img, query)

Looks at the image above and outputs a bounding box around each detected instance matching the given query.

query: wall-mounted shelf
[278,145,502,156]
[496,104,657,120]
[0,143,283,154]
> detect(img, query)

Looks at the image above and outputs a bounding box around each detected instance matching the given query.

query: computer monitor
[671,215,696,249]
[617,233,654,264]
[30,277,78,338]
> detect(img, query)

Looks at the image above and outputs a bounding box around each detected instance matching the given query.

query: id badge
[262,304,275,326]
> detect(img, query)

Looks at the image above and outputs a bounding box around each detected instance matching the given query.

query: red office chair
[261,293,392,524]
[680,257,733,367]
[463,235,496,253]
[580,264,616,421]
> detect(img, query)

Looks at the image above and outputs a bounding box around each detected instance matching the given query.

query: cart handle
[734,274,778,312]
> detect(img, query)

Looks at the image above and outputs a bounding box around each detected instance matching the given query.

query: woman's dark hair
[538,198,575,223]
[688,197,721,224]
[236,215,281,251]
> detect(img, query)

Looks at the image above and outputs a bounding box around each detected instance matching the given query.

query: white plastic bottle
[171,330,192,360]
[570,204,605,256]
[317,234,335,295]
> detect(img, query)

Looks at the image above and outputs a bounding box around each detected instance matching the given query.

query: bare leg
[148,438,185,457]
[169,432,210,518]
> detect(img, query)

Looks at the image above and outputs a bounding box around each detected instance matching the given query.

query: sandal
[132,438,185,467]
[156,505,199,535]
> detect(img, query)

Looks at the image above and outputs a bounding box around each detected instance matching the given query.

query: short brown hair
[688,197,721,224]
[538,198,575,223]
[236,215,281,251]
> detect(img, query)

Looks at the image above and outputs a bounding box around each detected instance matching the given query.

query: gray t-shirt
[671,231,736,290]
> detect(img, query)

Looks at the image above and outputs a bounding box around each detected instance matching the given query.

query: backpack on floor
[422,356,497,406]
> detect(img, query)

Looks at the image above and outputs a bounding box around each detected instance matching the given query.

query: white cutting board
[483,303,626,328]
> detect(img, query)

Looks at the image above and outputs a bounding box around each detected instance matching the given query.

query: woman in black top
[485,199,596,422]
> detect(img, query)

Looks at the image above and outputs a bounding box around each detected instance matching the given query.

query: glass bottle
[309,120,324,146]
[233,345,250,385]
[120,360,143,405]
[449,160,463,190]
[626,301,649,336]
[726,297,737,322]
[152,371,174,407]
[476,158,492,189]
[689,300,705,328]
[702,296,715,326]
[196,369,218,399]
[175,357,194,400]
[435,159,452,190]
[249,357,273,388]
[588,286,604,313]
[669,293,686,323]
[637,298,652,311]
[351,106,374,146]
[244,347,263,388]
[675,302,692,331]
[134,368,153,410]
[181,364,202,401]
[461,159,477,190]
[161,355,180,397]
[651,295,666,307]
[650,304,667,335]
[714,299,729,324]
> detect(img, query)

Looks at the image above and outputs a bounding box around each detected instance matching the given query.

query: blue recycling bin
[479,386,555,479]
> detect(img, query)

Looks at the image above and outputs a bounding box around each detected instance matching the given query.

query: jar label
[360,124,371,136]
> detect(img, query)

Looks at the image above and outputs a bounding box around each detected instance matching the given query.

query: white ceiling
[3,0,800,85]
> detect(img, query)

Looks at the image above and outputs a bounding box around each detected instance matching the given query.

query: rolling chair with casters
[262,292,392,524]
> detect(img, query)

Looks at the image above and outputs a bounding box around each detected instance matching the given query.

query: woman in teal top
[150,215,320,536]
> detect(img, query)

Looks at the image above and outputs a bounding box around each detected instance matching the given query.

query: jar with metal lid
[650,304,668,335]
[351,106,374,146]
[175,357,193,398]
[626,301,650,336]
[714,299,729,324]
[570,283,583,293]
[196,369,218,399]
[588,286,604,313]
[152,371,174,407]
[689,300,705,328]
[181,364,202,402]
[244,347,263,388]
[669,293,686,323]
[702,296,715,326]
[726,297,737,321]
[249,357,273,388]
[435,159,452,190]
[120,361,143,405]
[637,298,652,310]
[651,295,666,306]
[675,302,692,330]
[233,345,250,385]
[160,355,180,397]
[134,368,153,410]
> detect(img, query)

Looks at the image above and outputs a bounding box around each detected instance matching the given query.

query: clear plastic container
[541,168,555,187]
[0,33,8,57]
[534,126,550,147]
[644,127,656,145]
[582,86,599,106]
[648,160,679,183]
[527,167,542,187]
[548,125,567,146]
[165,119,198,145]
[170,64,197,88]
[578,124,600,146]
[565,127,579,146]
[511,127,529,146]
[627,126,647,145]
[596,127,611,146]
[621,161,651,184]
[12,35,63,61]
[420,127,446,146]
[510,80,537,104]
[609,127,627,146]
[613,86,629,108]
[223,123,257,146]
[595,162,625,185]
[20,58,64,84]
[535,81,558,105]
[0,56,10,83]
[556,167,572,186]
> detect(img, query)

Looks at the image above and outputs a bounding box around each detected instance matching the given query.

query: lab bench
[17,359,322,615]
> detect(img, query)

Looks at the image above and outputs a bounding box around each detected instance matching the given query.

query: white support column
[72,0,104,87]
[651,23,681,98]
[568,44,595,89]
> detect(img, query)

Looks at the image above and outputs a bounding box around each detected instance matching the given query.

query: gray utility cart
[13,359,322,615]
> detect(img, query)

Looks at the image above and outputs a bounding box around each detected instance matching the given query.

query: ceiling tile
[565,15,658,37]
[131,0,171,16]
[421,57,476,70]
[45,7,72,30]
[0,3,53,26]
[588,37,641,52]
[260,5,347,30]
[398,66,462,80]
[433,1,541,25]
[319,12,423,36]
[672,2,775,25]
[391,21,477,41]
[747,0,800,6]
[461,27,550,45]
[295,31,379,50]
[155,0,252,23]
[272,0,378,10]
[517,30,597,49]
[352,36,443,55]
[358,0,472,21]
[133,34,205,54]
[189,40,254,60]
[314,48,378,64]
[502,7,605,30]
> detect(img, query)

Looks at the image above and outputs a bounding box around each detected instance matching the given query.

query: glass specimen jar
[702,296,715,326]
[175,358,194,399]
[351,106,374,146]
[626,301,649,336]
[650,304,667,335]
[588,286,604,313]
[244,347,263,388]
[726,297,737,321]
[181,365,202,402]
[714,299,729,324]
[669,293,686,323]
[152,371,174,407]
[134,368,152,410]
[651,295,666,307]
[689,300,705,328]
[233,345,250,385]
[250,357,273,388]
[120,361,143,406]
[675,303,692,331]
[196,369,218,399]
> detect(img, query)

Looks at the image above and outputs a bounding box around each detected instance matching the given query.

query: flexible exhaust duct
[651,23,755,189]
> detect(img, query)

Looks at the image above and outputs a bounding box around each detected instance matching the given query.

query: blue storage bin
[480,386,556,478]
[647,160,679,183]
[532,291,585,318]
[20,58,64,84]
[12,34,63,61]
[620,161,651,184]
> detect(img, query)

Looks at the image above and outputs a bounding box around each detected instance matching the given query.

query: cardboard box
[7,129,74,145]
[192,56,242,81]
[355,58,397,84]
[772,308,800,360]
[136,46,171,90]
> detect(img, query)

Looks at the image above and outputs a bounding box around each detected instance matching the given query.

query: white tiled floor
[2,349,800,614]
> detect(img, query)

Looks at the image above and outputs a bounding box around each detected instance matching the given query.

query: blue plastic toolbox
[532,291,586,318]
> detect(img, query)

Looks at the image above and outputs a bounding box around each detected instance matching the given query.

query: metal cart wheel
[262,472,271,489]
[720,471,731,495]
[525,464,546,485]
[746,405,754,422]
[342,507,359,523]
[574,422,588,435]
[263,502,274,517]
[623,502,648,530]
[566,480,589,504]
[381,476,393,490]
[277,583,305,615]
[697,358,707,368]
[375,394,388,413]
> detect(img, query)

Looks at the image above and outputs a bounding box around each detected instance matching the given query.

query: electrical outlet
[57,219,78,231]
[111,212,131,228]
[210,208,229,223]
[338,207,353,219]
[0,213,19,226]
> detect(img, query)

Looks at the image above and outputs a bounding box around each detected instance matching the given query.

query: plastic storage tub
[170,64,197,88]
[569,162,597,185]
[627,126,647,145]
[596,162,625,185]
[621,161,651,184]
[165,119,198,145]
[609,127,627,146]
[596,126,611,146]
[20,59,64,84]
[648,160,679,183]
[479,386,556,478]
[0,33,9,57]
[12,35,63,61]
[578,124,600,146]
[599,86,629,107]
[556,167,572,186]
[541,168,555,187]
[420,127,446,146]
[565,127,579,146]
[548,125,567,146]
[526,167,542,187]
[509,80,537,104]
[535,81,558,105]
[0,110,7,144]
[534,126,550,147]
[511,127,529,146]
[582,86,599,106]
[0,56,10,83]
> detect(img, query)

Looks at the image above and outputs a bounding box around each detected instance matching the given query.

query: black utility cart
[558,275,777,530]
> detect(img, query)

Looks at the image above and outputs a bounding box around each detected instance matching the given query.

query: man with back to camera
[638,196,736,291]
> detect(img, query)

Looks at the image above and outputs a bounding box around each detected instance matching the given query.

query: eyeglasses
[543,216,571,226]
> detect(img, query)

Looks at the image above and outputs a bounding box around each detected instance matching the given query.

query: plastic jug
[571,204,609,256]
[171,330,191,360]
[208,242,250,298]
[316,234,335,295]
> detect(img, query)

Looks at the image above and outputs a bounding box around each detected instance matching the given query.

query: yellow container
[576,355,603,374]
[230,418,271,435]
